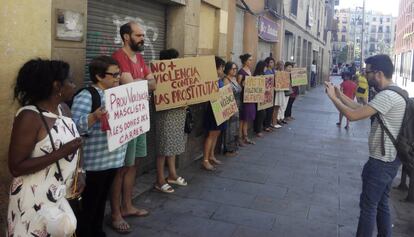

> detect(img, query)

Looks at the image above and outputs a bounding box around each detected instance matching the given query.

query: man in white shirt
[325,54,405,237]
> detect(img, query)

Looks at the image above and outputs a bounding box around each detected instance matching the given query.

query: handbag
[184,107,194,134]
[36,106,78,237]
[357,87,366,94]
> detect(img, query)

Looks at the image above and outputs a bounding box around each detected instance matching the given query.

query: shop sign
[258,17,279,42]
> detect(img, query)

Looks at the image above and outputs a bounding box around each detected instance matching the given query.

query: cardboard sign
[105,81,150,152]
[150,56,220,111]
[243,76,265,103]
[258,75,275,111]
[291,68,308,86]
[210,84,239,126]
[275,71,290,91]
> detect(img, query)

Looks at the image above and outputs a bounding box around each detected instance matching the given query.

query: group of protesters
[202,55,300,170]
[6,21,301,237]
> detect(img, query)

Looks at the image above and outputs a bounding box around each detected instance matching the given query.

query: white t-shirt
[311,64,316,73]
[368,87,406,162]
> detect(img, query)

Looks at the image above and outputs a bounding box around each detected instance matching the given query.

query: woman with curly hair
[7,59,82,237]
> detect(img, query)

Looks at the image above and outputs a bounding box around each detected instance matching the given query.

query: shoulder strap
[35,105,63,182]
[384,86,409,102]
[84,87,101,112]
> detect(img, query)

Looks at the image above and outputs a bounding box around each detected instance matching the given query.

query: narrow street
[106,77,413,237]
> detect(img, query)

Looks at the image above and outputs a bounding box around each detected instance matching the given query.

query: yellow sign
[243,76,265,103]
[150,56,220,111]
[211,84,239,126]
[275,71,290,91]
[291,68,308,86]
[258,75,275,111]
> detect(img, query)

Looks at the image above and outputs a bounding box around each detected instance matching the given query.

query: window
[371,25,376,33]
[291,0,298,15]
[387,18,390,22]
[341,35,346,42]
[342,26,347,32]
[386,26,390,33]
[373,17,376,21]
[378,26,383,33]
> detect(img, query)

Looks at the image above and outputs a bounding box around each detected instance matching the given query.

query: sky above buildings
[338,0,399,16]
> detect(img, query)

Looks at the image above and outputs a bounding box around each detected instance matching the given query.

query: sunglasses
[104,72,121,78]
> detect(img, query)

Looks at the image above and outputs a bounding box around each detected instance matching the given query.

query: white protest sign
[104,81,150,152]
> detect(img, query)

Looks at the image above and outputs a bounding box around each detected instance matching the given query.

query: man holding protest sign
[110,21,154,233]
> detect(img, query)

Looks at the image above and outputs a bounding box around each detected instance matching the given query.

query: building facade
[332,8,396,65]
[394,0,414,96]
[282,0,335,88]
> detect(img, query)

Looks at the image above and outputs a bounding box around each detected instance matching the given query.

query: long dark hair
[14,59,70,106]
[253,61,267,76]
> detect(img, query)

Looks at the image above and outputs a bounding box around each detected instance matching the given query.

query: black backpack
[66,87,101,113]
[376,86,414,169]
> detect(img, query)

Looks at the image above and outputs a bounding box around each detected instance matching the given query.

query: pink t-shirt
[112,48,150,80]
[341,80,357,99]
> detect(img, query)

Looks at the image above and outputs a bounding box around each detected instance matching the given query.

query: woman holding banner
[273,60,287,127]
[253,60,267,137]
[222,61,242,155]
[263,57,276,132]
[202,56,227,171]
[284,62,299,121]
[154,48,188,193]
[237,53,256,145]
[71,56,129,235]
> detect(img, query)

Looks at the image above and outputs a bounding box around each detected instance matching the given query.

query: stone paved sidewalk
[106,76,414,237]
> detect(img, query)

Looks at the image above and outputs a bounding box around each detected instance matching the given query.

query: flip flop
[122,209,150,218]
[108,219,131,234]
[154,183,175,193]
[167,177,188,186]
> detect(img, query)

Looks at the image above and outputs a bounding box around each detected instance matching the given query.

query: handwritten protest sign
[291,68,308,86]
[150,56,220,111]
[275,71,290,91]
[243,76,265,103]
[210,84,239,126]
[105,81,150,152]
[258,75,275,111]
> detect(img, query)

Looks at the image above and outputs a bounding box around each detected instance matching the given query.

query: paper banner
[150,56,220,111]
[258,75,275,110]
[210,84,239,126]
[243,76,265,103]
[105,81,150,152]
[291,68,308,86]
[275,71,290,91]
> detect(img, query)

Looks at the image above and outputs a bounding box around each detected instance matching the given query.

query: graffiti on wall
[112,15,160,60]
[87,15,160,60]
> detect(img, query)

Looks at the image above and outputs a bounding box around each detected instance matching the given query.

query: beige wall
[0,0,52,229]
[51,0,87,89]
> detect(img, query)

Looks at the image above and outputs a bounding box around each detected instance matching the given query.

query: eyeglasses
[105,72,121,78]
[365,70,377,74]
[232,67,238,70]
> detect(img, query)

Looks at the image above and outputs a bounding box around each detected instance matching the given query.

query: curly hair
[89,56,119,83]
[14,59,70,106]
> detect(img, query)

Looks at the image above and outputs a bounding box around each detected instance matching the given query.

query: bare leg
[110,168,129,229]
[272,106,280,125]
[210,131,222,164]
[337,113,343,125]
[156,156,167,186]
[166,156,179,180]
[202,132,215,170]
[121,161,148,216]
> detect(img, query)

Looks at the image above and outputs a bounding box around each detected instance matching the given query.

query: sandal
[167,177,188,186]
[108,219,132,234]
[244,137,256,145]
[237,139,246,147]
[336,122,341,126]
[201,160,215,171]
[210,157,223,165]
[224,150,238,157]
[264,128,272,132]
[154,183,175,193]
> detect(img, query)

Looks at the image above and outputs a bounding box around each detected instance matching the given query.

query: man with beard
[325,54,406,237]
[110,21,155,234]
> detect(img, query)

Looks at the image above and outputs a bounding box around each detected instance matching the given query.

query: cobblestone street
[106,77,414,237]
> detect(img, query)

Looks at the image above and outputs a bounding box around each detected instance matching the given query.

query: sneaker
[273,124,282,129]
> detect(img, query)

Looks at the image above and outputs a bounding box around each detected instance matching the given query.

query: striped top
[71,87,128,171]
[368,87,406,162]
